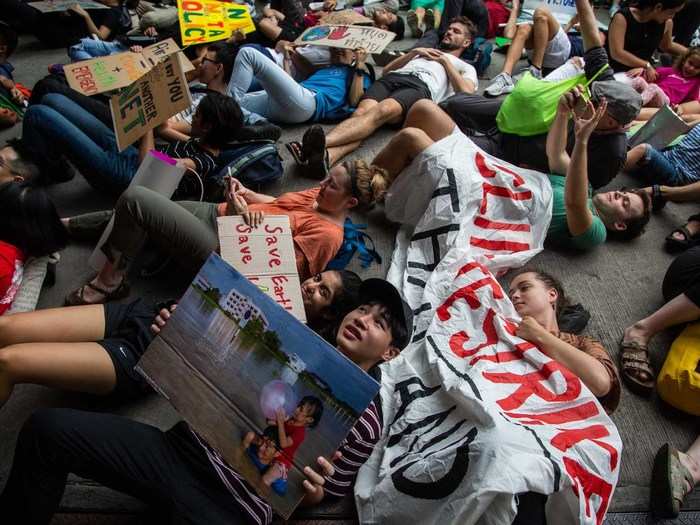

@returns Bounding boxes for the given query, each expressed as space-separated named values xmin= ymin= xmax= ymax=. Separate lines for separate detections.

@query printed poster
xmin=28 ymin=0 xmax=108 ymax=12
xmin=137 ymin=253 xmax=379 ymax=518
xmin=64 ymin=39 xmax=194 ymax=96
xmin=177 ymin=0 xmax=256 ymax=45
xmin=109 ymin=53 xmax=191 ymax=151
xmin=295 ymin=24 xmax=396 ymax=54
xmin=218 ymin=216 xmax=306 ymax=322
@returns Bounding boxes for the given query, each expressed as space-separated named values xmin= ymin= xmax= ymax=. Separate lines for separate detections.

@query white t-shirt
xmin=391 ymin=54 xmax=478 ymax=103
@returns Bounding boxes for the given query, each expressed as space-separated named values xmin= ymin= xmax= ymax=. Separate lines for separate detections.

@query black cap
xmin=359 ymin=278 xmax=413 ymax=350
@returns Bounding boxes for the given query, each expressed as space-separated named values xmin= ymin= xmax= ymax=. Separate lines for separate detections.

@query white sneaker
xmin=485 ymin=72 xmax=514 ymax=97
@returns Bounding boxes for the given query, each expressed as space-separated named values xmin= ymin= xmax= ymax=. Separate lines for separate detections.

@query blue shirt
xmin=664 ymin=124 xmax=700 ymax=184
xmin=246 ymin=446 xmax=288 ymax=496
xmin=0 ymin=63 xmax=14 ymax=81
xmin=301 ymin=65 xmax=371 ymax=122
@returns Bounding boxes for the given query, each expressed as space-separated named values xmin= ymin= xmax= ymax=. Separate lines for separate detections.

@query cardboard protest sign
xmin=629 ymin=104 xmax=691 ymax=150
xmin=137 ymin=254 xmax=379 ymax=518
xmin=64 ymin=39 xmax=193 ymax=96
xmin=355 ymin=132 xmax=620 ymax=524
xmin=320 ymin=9 xmax=372 ymax=25
xmin=296 ymin=24 xmax=396 ymax=54
xmin=109 ymin=54 xmax=191 ymax=150
xmin=177 ymin=0 xmax=256 ymax=45
xmin=28 ymin=0 xmax=107 ymax=12
xmin=218 ymin=216 xmax=305 ymax=322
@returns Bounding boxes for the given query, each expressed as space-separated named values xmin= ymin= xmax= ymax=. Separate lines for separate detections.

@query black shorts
xmin=361 ymin=72 xmax=432 ymax=116
xmin=99 ymin=298 xmax=158 ymax=402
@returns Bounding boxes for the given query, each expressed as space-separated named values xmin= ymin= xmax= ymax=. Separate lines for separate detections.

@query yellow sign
xmin=177 ymin=0 xmax=256 ymax=45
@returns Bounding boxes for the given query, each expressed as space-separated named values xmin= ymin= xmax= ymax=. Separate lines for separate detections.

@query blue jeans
xmin=68 ymin=38 xmax=128 ymax=62
xmin=228 ymin=46 xmax=316 ymax=124
xmin=22 ymin=94 xmax=139 ymax=194
xmin=636 ymin=144 xmax=684 ymax=185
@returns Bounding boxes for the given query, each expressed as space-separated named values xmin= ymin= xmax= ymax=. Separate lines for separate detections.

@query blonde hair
xmin=675 ymin=47 xmax=700 ymax=77
xmin=346 ymin=159 xmax=395 ymax=208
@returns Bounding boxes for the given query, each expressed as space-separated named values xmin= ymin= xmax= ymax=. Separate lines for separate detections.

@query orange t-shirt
xmin=218 ymin=188 xmax=343 ymax=280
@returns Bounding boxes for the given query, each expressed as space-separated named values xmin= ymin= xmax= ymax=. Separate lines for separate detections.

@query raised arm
xmin=348 ymin=48 xmax=369 ymax=106
xmin=503 ymin=0 xmax=520 ymax=39
xmin=546 ymin=90 xmax=576 ymax=174
xmin=564 ymin=99 xmax=607 ymax=236
xmin=660 ymin=19 xmax=688 ymax=56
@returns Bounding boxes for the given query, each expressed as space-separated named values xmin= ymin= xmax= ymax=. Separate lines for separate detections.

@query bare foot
xmin=671 ymin=218 xmax=700 ymax=243
xmin=622 ymin=321 xmax=653 ymax=347
xmin=678 ymin=451 xmax=700 ymax=492
xmin=78 ymin=277 xmax=122 ymax=303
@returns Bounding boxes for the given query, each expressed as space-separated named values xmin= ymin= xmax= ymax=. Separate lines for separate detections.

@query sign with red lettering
xmin=355 ymin=132 xmax=620 ymax=525
xmin=217 ymin=216 xmax=305 ymax=321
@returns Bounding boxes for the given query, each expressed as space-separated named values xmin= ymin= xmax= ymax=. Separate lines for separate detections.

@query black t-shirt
xmin=606 ymin=7 xmax=665 ymax=72
xmin=44 ymin=5 xmax=131 ymax=46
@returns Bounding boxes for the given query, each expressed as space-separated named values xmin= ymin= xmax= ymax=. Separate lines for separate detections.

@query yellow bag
xmin=657 ymin=322 xmax=700 ymax=415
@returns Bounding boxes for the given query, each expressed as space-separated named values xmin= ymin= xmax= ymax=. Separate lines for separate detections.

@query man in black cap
xmin=0 ymin=279 xmax=413 ymax=525
xmin=401 ymin=0 xmax=643 ymax=190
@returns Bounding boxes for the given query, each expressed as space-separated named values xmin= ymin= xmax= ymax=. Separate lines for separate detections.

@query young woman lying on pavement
xmin=0 ymin=279 xmax=412 ymax=525
xmin=63 ymin=161 xmax=389 ymax=305
xmin=0 ymin=269 xmax=361 ymax=408
xmin=508 ymin=269 xmax=620 ymax=412
xmin=619 ymin=246 xmax=700 ymax=395
xmin=9 ymin=93 xmax=243 ymax=195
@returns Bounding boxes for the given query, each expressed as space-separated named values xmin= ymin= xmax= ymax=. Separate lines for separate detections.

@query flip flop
xmin=651 ymin=443 xmax=696 ymax=518
xmin=285 ymin=141 xmax=305 ymax=166
xmin=619 ymin=339 xmax=655 ymax=396
xmin=65 ymin=279 xmax=130 ymax=306
xmin=665 ymin=213 xmax=700 ymax=253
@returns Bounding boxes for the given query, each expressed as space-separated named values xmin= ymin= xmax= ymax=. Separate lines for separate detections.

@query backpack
xmin=326 ymin=218 xmax=382 ymax=270
xmin=461 ymin=37 xmax=493 ymax=77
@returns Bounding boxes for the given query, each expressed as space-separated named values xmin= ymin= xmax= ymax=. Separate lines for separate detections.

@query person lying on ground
xmin=257 ymin=0 xmax=307 ymax=45
xmin=62 ymin=161 xmax=380 ymax=305
xmin=637 ymin=180 xmax=700 ymax=251
xmin=0 ymin=0 xmax=132 ymax=48
xmin=650 ymin=436 xmax=700 ymax=519
xmin=508 ymin=268 xmax=620 ymax=412
xmin=0 ymin=278 xmax=413 ymax=525
xmin=427 ymin=0 xmax=642 ymax=189
xmin=624 ymin=46 xmax=700 ymax=107
xmin=227 ymin=45 xmax=372 ymax=126
xmin=625 ymin=120 xmax=700 ymax=189
xmin=607 ymin=0 xmax=687 ymax=77
xmin=9 ymin=92 xmax=244 ymax=194
xmin=294 ymin=17 xmax=477 ymax=176
xmin=620 ymin=246 xmax=700 ymax=395
xmin=0 ymin=269 xmax=361 ymax=408
xmin=485 ymin=0 xmax=572 ymax=97
xmin=0 ymin=183 xmax=67 ymax=317
xmin=348 ymin=98 xmax=650 ymax=248
xmin=406 ymin=1 xmax=442 ymax=39
xmin=0 ymin=22 xmax=22 ymax=129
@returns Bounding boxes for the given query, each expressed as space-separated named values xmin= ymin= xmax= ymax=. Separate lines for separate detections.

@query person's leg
xmin=68 ymin=39 xmax=127 ymax=62
xmin=0 ymin=305 xmax=106 ymax=347
xmin=325 ymin=98 xmax=404 ymax=149
xmin=30 ymin=75 xmax=111 ymax=126
xmin=439 ymin=92 xmax=503 ymax=133
xmin=680 ymin=434 xmax=700 ymax=487
xmin=503 ymin=23 xmax=532 ymax=75
xmin=528 ymin=7 xmax=560 ymax=71
xmin=404 ymin=99 xmax=457 ymax=141
xmin=372 ymin=127 xmax=435 ymax=177
xmin=0 ymin=342 xmax=116 ymax=406
xmin=576 ymin=0 xmax=603 ymax=51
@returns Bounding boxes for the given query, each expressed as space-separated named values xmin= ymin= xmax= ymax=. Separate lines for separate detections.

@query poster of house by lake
xmin=136 ymin=253 xmax=380 ymax=518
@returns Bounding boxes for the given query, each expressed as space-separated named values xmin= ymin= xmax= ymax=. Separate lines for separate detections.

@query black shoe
xmin=237 ymin=123 xmax=282 ymax=142
xmin=65 ymin=210 xmax=113 ymax=242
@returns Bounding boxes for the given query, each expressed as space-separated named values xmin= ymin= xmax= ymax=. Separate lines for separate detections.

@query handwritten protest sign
xmin=28 ymin=0 xmax=107 ymax=12
xmin=177 ymin=0 xmax=256 ymax=45
xmin=296 ymin=24 xmax=395 ymax=54
xmin=109 ymin=53 xmax=191 ymax=150
xmin=65 ymin=39 xmax=193 ymax=96
xmin=218 ymin=216 xmax=306 ymax=322
xmin=320 ymin=9 xmax=372 ymax=25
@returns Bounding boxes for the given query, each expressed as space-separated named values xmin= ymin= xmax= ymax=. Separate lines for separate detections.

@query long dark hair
xmin=628 ymin=0 xmax=685 ymax=10
xmin=196 ymin=93 xmax=244 ymax=148
xmin=0 ymin=182 xmax=67 ymax=257
xmin=312 ymin=270 xmax=362 ymax=343
xmin=510 ymin=267 xmax=569 ymax=318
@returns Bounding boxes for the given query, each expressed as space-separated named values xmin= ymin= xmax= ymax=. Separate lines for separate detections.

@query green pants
xmin=73 ymin=186 xmax=220 ymax=276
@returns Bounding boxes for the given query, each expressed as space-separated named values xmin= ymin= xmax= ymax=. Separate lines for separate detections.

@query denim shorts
xmin=636 ymin=145 xmax=683 ymax=185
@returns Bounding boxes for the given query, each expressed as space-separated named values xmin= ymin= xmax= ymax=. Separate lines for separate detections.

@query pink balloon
xmin=260 ymin=380 xmax=296 ymax=420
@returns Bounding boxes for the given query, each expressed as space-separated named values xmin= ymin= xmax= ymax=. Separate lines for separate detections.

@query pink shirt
xmin=656 ymin=67 xmax=700 ymax=105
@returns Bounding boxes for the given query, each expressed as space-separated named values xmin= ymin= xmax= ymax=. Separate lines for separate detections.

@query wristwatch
xmin=644 ymin=61 xmax=652 ymax=70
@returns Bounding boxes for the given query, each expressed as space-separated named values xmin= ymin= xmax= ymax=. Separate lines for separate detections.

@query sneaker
xmin=528 ymin=65 xmax=542 ymax=79
xmin=47 ymin=63 xmax=64 ymax=76
xmin=484 ymin=72 xmax=514 ymax=97
xmin=237 ymin=123 xmax=282 ymax=142
xmin=424 ymin=8 xmax=435 ymax=30
xmin=407 ymin=10 xmax=422 ymax=38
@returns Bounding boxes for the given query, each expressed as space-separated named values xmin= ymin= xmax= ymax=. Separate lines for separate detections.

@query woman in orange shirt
xmin=64 ymin=160 xmax=391 ymax=305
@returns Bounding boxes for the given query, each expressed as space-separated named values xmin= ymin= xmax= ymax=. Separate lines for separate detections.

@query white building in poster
xmin=281 ymin=353 xmax=307 ymax=384
xmin=220 ymin=289 xmax=269 ymax=332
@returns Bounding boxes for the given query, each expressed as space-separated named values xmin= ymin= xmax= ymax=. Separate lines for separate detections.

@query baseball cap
xmin=590 ymin=80 xmax=642 ymax=126
xmin=359 ymin=279 xmax=413 ymax=350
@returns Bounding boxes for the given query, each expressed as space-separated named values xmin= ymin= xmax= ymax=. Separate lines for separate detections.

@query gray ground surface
xmin=1 ymin=17 xmax=699 ymax=523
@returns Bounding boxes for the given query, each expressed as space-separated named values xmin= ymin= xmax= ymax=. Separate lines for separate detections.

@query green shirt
xmin=546 ymin=174 xmax=607 ymax=251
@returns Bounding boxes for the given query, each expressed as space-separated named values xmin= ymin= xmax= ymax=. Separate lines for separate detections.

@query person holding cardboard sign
xmin=0 ymin=278 xmax=412 ymax=525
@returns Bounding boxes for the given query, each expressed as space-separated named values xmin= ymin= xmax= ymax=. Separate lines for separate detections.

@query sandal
xmin=650 ymin=184 xmax=666 ymax=213
xmin=407 ymin=10 xmax=422 ymax=38
xmin=65 ymin=279 xmax=130 ymax=306
xmin=665 ymin=213 xmax=700 ymax=253
xmin=301 ymin=125 xmax=329 ymax=179
xmin=285 ymin=140 xmax=305 ymax=166
xmin=651 ymin=443 xmax=696 ymax=518
xmin=619 ymin=340 xmax=655 ymax=396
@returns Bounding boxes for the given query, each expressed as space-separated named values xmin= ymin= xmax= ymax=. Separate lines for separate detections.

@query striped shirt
xmin=157 ymin=140 xmax=218 ymax=179
xmin=664 ymin=124 xmax=700 ymax=184
xmin=193 ymin=399 xmax=382 ymax=524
